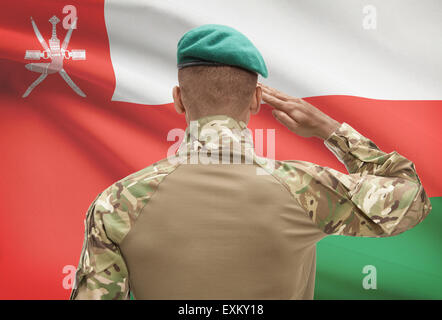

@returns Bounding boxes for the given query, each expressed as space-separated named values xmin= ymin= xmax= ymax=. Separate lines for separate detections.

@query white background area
xmin=105 ymin=0 xmax=442 ymax=104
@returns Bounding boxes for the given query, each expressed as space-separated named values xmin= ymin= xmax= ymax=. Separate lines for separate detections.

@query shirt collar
xmin=176 ymin=114 xmax=255 ymax=156
xmin=172 ymin=114 xmax=276 ymax=172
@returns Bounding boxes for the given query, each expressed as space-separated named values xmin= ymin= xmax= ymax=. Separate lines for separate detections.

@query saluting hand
xmin=258 ymin=82 xmax=341 ymax=140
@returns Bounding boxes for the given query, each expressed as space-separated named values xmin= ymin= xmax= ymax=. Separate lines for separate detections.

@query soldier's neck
xmin=186 ymin=111 xmax=250 ymax=126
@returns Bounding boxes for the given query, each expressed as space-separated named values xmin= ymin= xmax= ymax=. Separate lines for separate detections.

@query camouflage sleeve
xmin=69 ymin=158 xmax=180 ymax=300
xmin=70 ymin=190 xmax=130 ymax=300
xmin=276 ymin=122 xmax=432 ymax=237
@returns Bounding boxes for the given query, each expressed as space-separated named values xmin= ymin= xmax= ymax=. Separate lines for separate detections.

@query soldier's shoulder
xmin=118 ymin=157 xmax=178 ymax=188
xmin=91 ymin=157 xmax=180 ymax=243
xmin=102 ymin=157 xmax=178 ymax=195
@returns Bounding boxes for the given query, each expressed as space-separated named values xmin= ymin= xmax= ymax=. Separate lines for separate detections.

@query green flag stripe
xmin=315 ymin=196 xmax=442 ymax=299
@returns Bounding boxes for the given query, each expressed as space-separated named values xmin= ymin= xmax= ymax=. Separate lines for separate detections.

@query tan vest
xmin=120 ymin=162 xmax=326 ymax=299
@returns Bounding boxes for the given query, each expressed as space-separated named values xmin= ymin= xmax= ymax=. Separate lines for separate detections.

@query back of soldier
xmin=120 ymin=158 xmax=325 ymax=299
xmin=70 ymin=24 xmax=431 ymax=301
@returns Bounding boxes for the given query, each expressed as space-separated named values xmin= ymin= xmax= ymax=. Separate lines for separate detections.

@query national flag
xmin=0 ymin=0 xmax=441 ymax=299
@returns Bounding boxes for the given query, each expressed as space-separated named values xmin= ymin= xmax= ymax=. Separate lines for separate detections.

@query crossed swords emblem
xmin=23 ymin=15 xmax=86 ymax=98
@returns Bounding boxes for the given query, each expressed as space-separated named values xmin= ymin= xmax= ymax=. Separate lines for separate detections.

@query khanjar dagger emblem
xmin=23 ymin=15 xmax=86 ymax=98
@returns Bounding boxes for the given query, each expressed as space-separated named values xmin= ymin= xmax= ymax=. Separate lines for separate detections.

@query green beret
xmin=177 ymin=24 xmax=268 ymax=78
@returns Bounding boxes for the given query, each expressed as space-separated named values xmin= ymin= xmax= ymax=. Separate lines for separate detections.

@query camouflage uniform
xmin=70 ymin=115 xmax=431 ymax=300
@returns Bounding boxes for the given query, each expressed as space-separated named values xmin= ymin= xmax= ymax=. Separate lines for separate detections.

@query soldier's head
xmin=172 ymin=65 xmax=262 ymax=124
xmin=174 ymin=24 xmax=267 ymax=124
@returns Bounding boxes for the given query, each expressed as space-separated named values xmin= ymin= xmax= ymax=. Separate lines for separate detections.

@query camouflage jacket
xmin=70 ymin=115 xmax=431 ymax=300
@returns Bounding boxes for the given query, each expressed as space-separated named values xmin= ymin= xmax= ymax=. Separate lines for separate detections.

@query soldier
xmin=70 ymin=24 xmax=432 ymax=300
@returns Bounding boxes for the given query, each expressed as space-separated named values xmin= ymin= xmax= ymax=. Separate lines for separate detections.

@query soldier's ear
xmin=173 ymin=86 xmax=186 ymax=114
xmin=250 ymin=85 xmax=262 ymax=115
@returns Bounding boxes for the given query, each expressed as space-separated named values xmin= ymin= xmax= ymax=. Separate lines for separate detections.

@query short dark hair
xmin=178 ymin=65 xmax=258 ymax=118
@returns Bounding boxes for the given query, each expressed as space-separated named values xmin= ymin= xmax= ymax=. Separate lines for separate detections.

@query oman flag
xmin=0 ymin=0 xmax=441 ymax=299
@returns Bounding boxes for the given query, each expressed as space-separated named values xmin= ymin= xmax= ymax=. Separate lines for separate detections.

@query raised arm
xmin=260 ymin=83 xmax=432 ymax=237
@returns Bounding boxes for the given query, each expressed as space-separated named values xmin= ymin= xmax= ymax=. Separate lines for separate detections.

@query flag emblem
xmin=23 ymin=15 xmax=86 ymax=98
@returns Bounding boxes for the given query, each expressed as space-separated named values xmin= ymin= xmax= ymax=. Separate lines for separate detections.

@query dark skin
xmin=258 ymin=82 xmax=341 ymax=140
xmin=172 ymin=82 xmax=341 ymax=141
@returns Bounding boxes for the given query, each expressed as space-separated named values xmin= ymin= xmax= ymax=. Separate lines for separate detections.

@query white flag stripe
xmin=105 ymin=0 xmax=442 ymax=104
